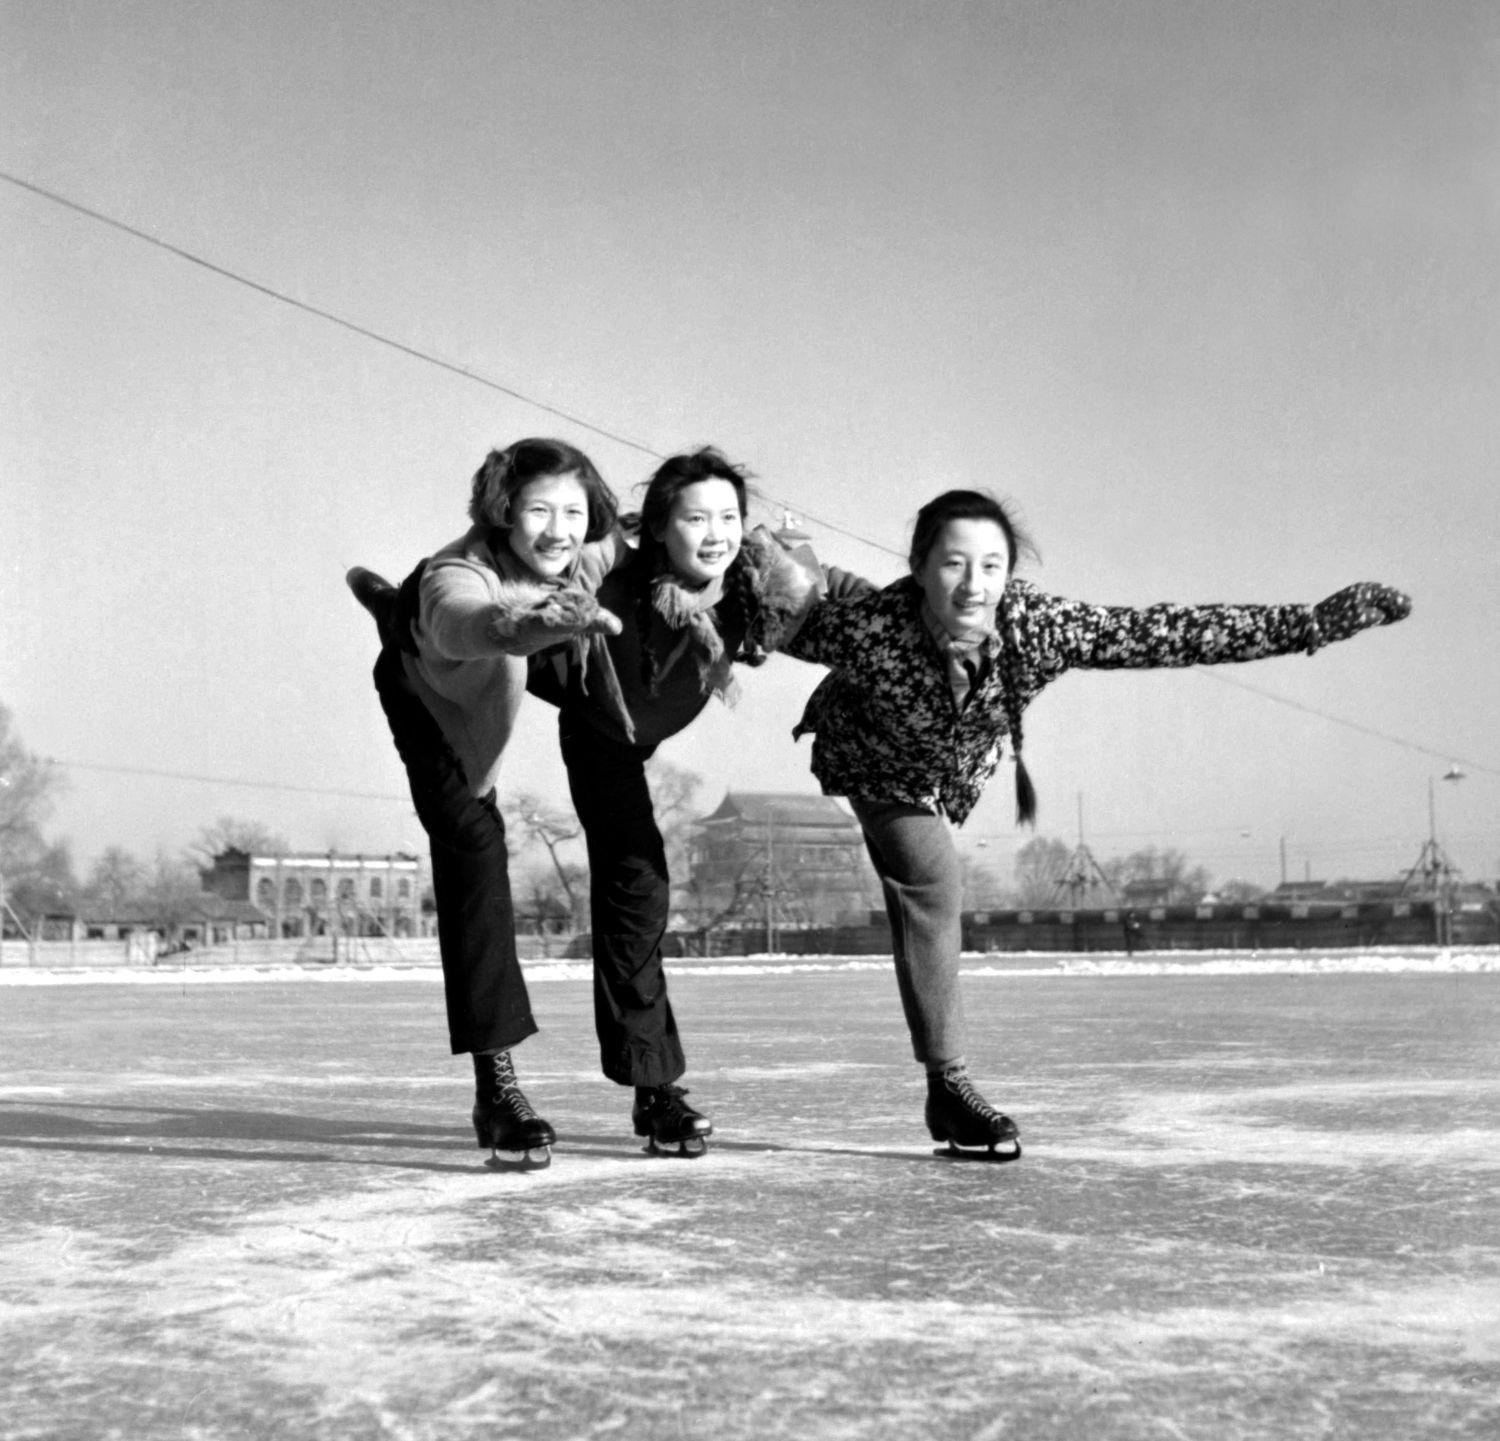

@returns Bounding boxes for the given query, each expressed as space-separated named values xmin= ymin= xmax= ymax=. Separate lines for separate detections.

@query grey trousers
xmin=849 ymin=796 xmax=967 ymax=1067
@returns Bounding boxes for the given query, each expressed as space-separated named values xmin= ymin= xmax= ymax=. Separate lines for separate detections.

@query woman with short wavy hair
xmin=348 ymin=437 xmax=621 ymax=1171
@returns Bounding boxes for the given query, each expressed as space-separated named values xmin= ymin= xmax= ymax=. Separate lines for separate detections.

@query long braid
xmin=998 ymin=599 xmax=1037 ymax=827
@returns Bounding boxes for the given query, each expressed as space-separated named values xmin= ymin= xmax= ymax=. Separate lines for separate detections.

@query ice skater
xmin=347 ymin=438 xmax=622 ymax=1170
xmin=527 ymin=446 xmax=858 ymax=1156
xmin=783 ymin=488 xmax=1411 ymax=1161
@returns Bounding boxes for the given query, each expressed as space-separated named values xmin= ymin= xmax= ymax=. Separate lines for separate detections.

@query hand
xmin=581 ymin=605 xmax=623 ymax=637
xmin=490 ymin=592 xmax=622 ymax=653
xmin=1312 ymin=583 xmax=1412 ymax=644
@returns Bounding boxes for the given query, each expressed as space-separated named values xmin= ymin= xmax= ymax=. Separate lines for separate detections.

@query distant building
xmin=687 ymin=792 xmax=876 ymax=929
xmin=199 ymin=848 xmax=432 ymax=939
xmin=37 ymin=895 xmax=273 ymax=952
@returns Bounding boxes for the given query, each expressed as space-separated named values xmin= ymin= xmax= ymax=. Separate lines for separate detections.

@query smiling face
xmin=654 ymin=478 xmax=745 ymax=586
xmin=505 ymin=471 xmax=590 ymax=579
xmin=913 ymin=516 xmax=1013 ymax=637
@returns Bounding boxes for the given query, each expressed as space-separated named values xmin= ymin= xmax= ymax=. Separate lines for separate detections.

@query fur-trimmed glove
xmin=487 ymin=589 xmax=622 ymax=654
xmin=1310 ymin=583 xmax=1412 ymax=649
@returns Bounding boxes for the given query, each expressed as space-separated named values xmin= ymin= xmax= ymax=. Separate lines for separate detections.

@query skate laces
xmin=942 ymin=1067 xmax=998 ymax=1119
xmin=490 ymin=1054 xmax=540 ymax=1120
xmin=650 ymin=1083 xmax=693 ymax=1119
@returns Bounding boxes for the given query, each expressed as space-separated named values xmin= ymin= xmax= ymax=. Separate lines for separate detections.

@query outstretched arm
xmin=423 ymin=560 xmax=622 ymax=658
xmin=485 ymin=586 xmax=623 ymax=656
xmin=346 ymin=560 xmax=621 ymax=659
xmin=1011 ymin=578 xmax=1411 ymax=676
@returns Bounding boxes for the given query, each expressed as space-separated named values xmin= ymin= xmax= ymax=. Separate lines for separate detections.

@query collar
xmin=919 ymin=598 xmax=1001 ymax=659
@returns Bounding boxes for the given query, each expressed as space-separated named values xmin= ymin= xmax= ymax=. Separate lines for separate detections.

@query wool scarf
xmin=649 ymin=569 xmax=740 ymax=706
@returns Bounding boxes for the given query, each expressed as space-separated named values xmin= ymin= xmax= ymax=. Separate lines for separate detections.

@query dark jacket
xmin=786 ymin=576 xmax=1322 ymax=824
xmin=529 ymin=527 xmax=829 ymax=750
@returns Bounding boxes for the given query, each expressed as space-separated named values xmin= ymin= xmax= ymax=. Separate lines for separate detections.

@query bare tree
xmin=509 ymin=792 xmax=586 ymax=927
xmin=644 ymin=758 xmax=704 ymax=886
xmin=1102 ymin=846 xmax=1213 ymax=905
xmin=675 ymin=863 xmax=760 ymax=957
xmin=186 ymin=817 xmax=290 ymax=867
xmin=0 ymin=701 xmax=67 ymax=879
xmin=1013 ymin=836 xmax=1071 ymax=907
xmin=144 ymin=852 xmax=208 ymax=943
xmin=85 ymin=846 xmax=148 ymax=915
xmin=2 ymin=838 xmax=78 ymax=931
xmin=1215 ymin=878 xmax=1268 ymax=904
xmin=959 ymin=854 xmax=1010 ymax=909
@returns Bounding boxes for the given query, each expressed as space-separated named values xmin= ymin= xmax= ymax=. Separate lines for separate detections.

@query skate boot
xmin=345 ymin=566 xmax=400 ymax=650
xmin=633 ymin=1083 xmax=713 ymax=1158
xmin=472 ymin=1050 xmax=555 ymax=1171
xmin=925 ymin=1064 xmax=1021 ymax=1162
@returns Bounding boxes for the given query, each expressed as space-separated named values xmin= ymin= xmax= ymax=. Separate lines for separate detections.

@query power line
xmin=1193 ymin=668 xmax=1500 ymax=778
xmin=0 ymin=168 xmax=905 ymax=562
xmin=1 ymin=170 xmax=664 ymax=459
xmin=6 ymin=170 xmax=1488 ymax=764
xmin=50 ymin=757 xmax=409 ymax=804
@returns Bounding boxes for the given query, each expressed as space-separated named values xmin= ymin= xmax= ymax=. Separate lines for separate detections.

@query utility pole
xmin=1047 ymin=792 xmax=1116 ymax=907
xmin=763 ymin=806 xmax=778 ymax=953
xmin=1400 ymin=767 xmax=1466 ymax=944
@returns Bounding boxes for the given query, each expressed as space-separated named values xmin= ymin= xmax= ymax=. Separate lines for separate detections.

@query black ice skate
xmin=925 ymin=1066 xmax=1021 ymax=1163
xmin=633 ymin=1083 xmax=713 ymax=1158
xmin=472 ymin=1050 xmax=555 ymax=1171
xmin=345 ymin=566 xmax=400 ymax=651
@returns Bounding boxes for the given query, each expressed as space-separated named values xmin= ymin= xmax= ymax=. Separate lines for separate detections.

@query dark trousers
xmin=374 ymin=647 xmax=537 ymax=1056
xmin=559 ymin=713 xmax=686 ymax=1087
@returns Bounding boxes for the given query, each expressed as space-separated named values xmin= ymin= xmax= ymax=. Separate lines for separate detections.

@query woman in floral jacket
xmin=784 ymin=488 xmax=1411 ymax=1161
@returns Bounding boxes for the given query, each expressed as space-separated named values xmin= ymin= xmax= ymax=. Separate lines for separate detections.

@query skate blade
xmin=643 ymin=1135 xmax=710 ymax=1159
xmin=933 ymin=1139 xmax=1022 ymax=1164
xmin=486 ymin=1145 xmax=552 ymax=1172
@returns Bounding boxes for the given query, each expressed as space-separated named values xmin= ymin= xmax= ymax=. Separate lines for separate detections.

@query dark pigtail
xmin=999 ymin=631 xmax=1037 ymax=828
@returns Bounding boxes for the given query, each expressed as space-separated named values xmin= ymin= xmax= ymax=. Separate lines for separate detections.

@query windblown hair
xmin=467 ymin=438 xmax=618 ymax=540
xmin=907 ymin=489 xmax=1036 ymax=575
xmin=635 ymin=447 xmax=750 ymax=568
xmin=628 ymin=448 xmax=772 ymax=694
xmin=908 ymin=488 xmax=1041 ymax=829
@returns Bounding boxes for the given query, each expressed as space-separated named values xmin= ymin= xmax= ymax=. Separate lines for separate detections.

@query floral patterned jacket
xmin=785 ymin=575 xmax=1324 ymax=825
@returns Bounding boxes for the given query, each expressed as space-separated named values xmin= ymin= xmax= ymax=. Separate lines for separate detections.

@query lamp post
xmin=1401 ymin=766 xmax=1465 ymax=943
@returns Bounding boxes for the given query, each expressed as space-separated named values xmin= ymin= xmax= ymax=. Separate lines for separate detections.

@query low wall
xmin=963 ymin=898 xmax=1500 ymax=951
xmin=0 ymin=931 xmax=596 ymax=970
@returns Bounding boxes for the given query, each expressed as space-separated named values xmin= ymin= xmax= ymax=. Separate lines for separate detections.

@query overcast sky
xmin=3 ymin=0 xmax=1496 ymax=889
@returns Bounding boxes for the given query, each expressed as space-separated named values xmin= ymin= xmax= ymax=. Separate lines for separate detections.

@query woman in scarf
xmin=531 ymin=447 xmax=846 ymax=1156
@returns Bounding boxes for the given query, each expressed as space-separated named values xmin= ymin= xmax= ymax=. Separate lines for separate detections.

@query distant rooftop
xmin=697 ymin=792 xmax=856 ymax=827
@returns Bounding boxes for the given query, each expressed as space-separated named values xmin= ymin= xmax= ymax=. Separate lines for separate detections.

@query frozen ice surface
xmin=1 ymin=958 xmax=1496 ymax=1439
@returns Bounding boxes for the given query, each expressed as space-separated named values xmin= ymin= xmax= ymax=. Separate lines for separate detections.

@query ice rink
xmin=3 ymin=954 xmax=1497 ymax=1440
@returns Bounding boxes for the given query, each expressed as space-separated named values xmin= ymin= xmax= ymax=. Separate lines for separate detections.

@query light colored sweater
xmin=401 ymin=526 xmax=618 ymax=797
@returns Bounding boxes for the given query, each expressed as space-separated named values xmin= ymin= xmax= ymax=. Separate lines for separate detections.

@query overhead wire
xmin=3 ymin=168 xmax=1492 ymax=794
xmin=49 ymin=757 xmax=408 ymax=804
xmin=0 ymin=169 xmax=904 ymax=560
